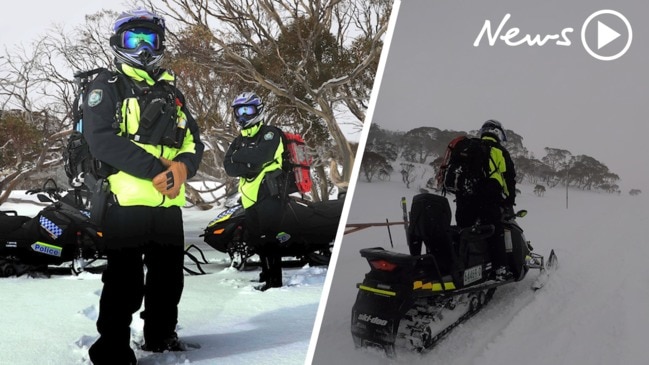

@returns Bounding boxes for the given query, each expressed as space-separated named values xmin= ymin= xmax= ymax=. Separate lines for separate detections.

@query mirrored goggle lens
xmin=235 ymin=105 xmax=258 ymax=117
xmin=122 ymin=28 xmax=159 ymax=49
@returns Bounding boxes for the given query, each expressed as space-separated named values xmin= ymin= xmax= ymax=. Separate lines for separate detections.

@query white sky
xmin=0 ymin=0 xmax=366 ymax=141
xmin=371 ymin=0 xmax=649 ymax=191
xmin=0 ymin=1 xmax=128 ymax=51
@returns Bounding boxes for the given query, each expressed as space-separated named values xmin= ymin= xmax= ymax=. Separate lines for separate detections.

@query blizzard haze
xmin=372 ymin=0 xmax=649 ymax=191
xmin=310 ymin=169 xmax=649 ymax=365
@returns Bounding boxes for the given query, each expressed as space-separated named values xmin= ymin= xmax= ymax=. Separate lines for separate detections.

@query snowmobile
xmin=201 ymin=196 xmax=343 ymax=270
xmin=350 ymin=193 xmax=557 ymax=357
xmin=0 ymin=181 xmax=105 ymax=277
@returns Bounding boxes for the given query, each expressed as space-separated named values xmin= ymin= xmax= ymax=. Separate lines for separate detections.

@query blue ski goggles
xmin=234 ymin=105 xmax=259 ymax=117
xmin=122 ymin=28 xmax=160 ymax=50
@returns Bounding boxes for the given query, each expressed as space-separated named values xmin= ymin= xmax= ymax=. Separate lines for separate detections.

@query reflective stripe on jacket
xmin=482 ymin=136 xmax=509 ymax=197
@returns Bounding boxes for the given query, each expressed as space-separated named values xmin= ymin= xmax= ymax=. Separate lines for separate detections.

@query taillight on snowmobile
xmin=369 ymin=259 xmax=397 ymax=272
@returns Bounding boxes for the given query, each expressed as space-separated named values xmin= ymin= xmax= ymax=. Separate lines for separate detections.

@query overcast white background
xmin=371 ymin=0 xmax=649 ymax=192
xmin=0 ymin=1 xmax=127 ymax=51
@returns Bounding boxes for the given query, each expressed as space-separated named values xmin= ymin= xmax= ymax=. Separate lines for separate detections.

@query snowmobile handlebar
xmin=503 ymin=209 xmax=527 ymax=221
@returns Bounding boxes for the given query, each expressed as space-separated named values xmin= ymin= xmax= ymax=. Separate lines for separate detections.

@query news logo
xmin=473 ymin=9 xmax=632 ymax=61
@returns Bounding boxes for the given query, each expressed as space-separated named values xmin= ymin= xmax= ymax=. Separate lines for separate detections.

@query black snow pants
xmin=89 ymin=205 xmax=184 ymax=364
xmin=245 ymin=196 xmax=343 ymax=288
xmin=455 ymin=194 xmax=507 ymax=269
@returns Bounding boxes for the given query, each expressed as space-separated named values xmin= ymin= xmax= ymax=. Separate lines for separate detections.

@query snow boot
xmin=141 ymin=333 xmax=188 ymax=353
xmin=494 ymin=265 xmax=513 ymax=281
xmin=88 ymin=338 xmax=137 ymax=365
xmin=255 ymin=277 xmax=283 ymax=291
xmin=255 ymin=255 xmax=282 ymax=291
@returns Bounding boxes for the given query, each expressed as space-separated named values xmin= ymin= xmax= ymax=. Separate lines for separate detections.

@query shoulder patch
xmin=264 ymin=131 xmax=274 ymax=140
xmin=87 ymin=89 xmax=103 ymax=107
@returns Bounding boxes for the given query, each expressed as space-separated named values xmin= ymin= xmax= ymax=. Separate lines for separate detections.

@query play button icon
xmin=597 ymin=21 xmax=620 ymax=49
xmin=581 ymin=10 xmax=632 ymax=61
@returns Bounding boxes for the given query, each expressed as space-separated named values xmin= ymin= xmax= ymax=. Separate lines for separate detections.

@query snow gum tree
xmin=147 ymin=0 xmax=393 ymax=200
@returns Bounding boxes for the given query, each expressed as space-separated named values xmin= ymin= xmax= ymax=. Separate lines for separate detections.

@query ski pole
xmin=401 ymin=197 xmax=410 ymax=247
xmin=386 ymin=219 xmax=394 ymax=248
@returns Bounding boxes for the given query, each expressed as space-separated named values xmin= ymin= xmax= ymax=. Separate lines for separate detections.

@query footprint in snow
xmin=79 ymin=305 xmax=99 ymax=321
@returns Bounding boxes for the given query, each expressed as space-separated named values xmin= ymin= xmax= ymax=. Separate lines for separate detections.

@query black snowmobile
xmin=201 ymin=196 xmax=343 ymax=270
xmin=0 ymin=181 xmax=105 ymax=277
xmin=350 ymin=193 xmax=557 ymax=356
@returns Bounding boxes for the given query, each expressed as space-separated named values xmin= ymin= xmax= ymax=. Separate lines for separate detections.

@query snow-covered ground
xmin=0 ymin=192 xmax=328 ymax=365
xmin=309 ymin=172 xmax=649 ymax=365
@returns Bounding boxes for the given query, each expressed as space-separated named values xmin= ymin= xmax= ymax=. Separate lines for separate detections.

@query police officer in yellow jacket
xmin=224 ymin=92 xmax=311 ymax=291
xmin=455 ymin=120 xmax=516 ymax=276
xmin=84 ymin=9 xmax=204 ymax=365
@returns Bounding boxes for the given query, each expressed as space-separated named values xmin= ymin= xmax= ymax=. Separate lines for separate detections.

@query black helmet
xmin=480 ymin=119 xmax=507 ymax=142
xmin=109 ymin=9 xmax=166 ymax=71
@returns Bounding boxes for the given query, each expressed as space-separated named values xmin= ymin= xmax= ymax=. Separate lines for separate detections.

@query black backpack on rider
xmin=442 ymin=137 xmax=495 ymax=197
xmin=63 ymin=68 xmax=122 ymax=190
xmin=62 ymin=68 xmax=127 ymax=225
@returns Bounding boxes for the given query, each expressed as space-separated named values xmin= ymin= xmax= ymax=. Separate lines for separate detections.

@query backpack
xmin=63 ymin=68 xmax=121 ymax=191
xmin=281 ymin=132 xmax=313 ymax=195
xmin=436 ymin=135 xmax=467 ymax=190
xmin=63 ymin=68 xmax=129 ymax=225
xmin=441 ymin=136 xmax=495 ymax=197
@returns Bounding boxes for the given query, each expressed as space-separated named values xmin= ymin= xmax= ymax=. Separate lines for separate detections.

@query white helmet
xmin=231 ymin=92 xmax=265 ymax=129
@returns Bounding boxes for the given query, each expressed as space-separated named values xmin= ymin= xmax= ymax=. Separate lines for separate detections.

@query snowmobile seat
xmin=293 ymin=198 xmax=344 ymax=240
xmin=0 ymin=211 xmax=31 ymax=235
xmin=360 ymin=247 xmax=427 ymax=284
xmin=359 ymin=247 xmax=459 ymax=294
xmin=360 ymin=247 xmax=417 ymax=266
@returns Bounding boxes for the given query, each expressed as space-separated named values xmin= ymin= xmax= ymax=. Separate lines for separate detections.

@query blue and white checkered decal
xmin=40 ymin=215 xmax=63 ymax=239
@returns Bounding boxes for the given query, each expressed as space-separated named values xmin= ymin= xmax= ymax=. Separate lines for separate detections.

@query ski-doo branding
xmin=357 ymin=313 xmax=389 ymax=326
xmin=31 ymin=242 xmax=62 ymax=257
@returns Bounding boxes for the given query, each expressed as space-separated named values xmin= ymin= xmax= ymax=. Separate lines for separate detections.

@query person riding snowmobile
xmin=454 ymin=119 xmax=516 ymax=277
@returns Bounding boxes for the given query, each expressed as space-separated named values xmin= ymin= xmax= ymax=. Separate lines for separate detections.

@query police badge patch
xmin=87 ymin=89 xmax=103 ymax=107
xmin=264 ymin=131 xmax=274 ymax=140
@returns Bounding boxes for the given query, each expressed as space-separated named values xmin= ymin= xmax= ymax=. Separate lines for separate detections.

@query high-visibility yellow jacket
xmin=223 ymin=123 xmax=284 ymax=209
xmin=482 ymin=135 xmax=516 ymax=203
xmin=83 ymin=63 xmax=204 ymax=207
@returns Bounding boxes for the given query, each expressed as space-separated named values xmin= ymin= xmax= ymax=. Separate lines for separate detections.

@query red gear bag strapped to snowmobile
xmin=282 ymin=132 xmax=313 ymax=194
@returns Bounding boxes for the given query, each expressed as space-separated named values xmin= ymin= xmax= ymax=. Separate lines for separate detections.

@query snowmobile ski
xmin=531 ymin=249 xmax=557 ymax=290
